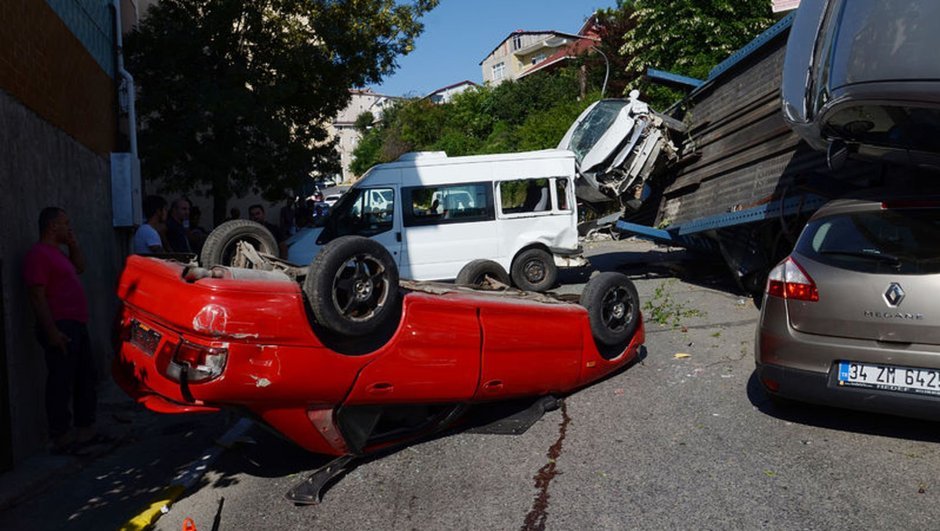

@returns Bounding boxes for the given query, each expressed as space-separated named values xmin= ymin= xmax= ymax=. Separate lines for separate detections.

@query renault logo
xmin=884 ymin=283 xmax=905 ymax=307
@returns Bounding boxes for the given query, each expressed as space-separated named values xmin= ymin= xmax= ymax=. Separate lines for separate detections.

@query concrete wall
xmin=0 ymin=0 xmax=124 ymax=464
xmin=0 ymin=88 xmax=125 ymax=463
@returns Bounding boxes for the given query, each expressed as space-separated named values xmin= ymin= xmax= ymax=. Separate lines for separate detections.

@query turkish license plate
xmin=130 ymin=320 xmax=162 ymax=356
xmin=838 ymin=361 xmax=940 ymax=396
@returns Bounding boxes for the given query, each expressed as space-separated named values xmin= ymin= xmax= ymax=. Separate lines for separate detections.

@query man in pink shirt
xmin=24 ymin=207 xmax=97 ymax=452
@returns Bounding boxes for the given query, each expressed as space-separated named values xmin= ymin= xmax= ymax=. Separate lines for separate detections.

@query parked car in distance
xmin=323 ymin=193 xmax=343 ymax=207
xmin=782 ymin=0 xmax=940 ymax=169
xmin=755 ymin=191 xmax=940 ymax=420
xmin=287 ymin=150 xmax=588 ymax=291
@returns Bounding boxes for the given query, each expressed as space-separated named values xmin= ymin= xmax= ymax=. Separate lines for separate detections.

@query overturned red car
xmin=113 ymin=230 xmax=643 ymax=499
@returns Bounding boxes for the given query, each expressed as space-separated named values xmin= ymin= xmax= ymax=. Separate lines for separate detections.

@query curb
xmin=119 ymin=417 xmax=255 ymax=531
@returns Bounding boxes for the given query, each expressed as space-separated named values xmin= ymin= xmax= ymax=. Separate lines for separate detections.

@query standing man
xmin=165 ymin=197 xmax=191 ymax=253
xmin=133 ymin=195 xmax=167 ymax=255
xmin=249 ymin=204 xmax=288 ymax=257
xmin=24 ymin=207 xmax=98 ymax=452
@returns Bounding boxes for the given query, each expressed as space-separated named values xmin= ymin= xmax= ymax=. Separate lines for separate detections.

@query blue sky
xmin=370 ymin=0 xmax=618 ymax=97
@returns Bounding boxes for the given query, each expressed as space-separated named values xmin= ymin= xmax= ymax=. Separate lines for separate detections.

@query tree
xmin=586 ymin=0 xmax=638 ymax=98
xmin=349 ymin=67 xmax=597 ymax=174
xmin=621 ymin=0 xmax=773 ymax=108
xmin=128 ymin=0 xmax=438 ymax=223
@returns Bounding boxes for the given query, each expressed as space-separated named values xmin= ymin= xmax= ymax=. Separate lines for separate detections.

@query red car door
xmin=474 ymin=299 xmax=583 ymax=400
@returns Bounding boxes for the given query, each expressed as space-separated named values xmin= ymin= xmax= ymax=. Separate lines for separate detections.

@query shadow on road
xmin=746 ymin=371 xmax=940 ymax=443
xmin=559 ymin=245 xmax=744 ymax=298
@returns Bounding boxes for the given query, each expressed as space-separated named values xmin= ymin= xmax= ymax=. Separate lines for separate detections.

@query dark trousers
xmin=37 ymin=320 xmax=97 ymax=438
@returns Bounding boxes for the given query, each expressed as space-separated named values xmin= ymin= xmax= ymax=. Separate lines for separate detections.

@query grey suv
xmin=755 ymin=193 xmax=940 ymax=419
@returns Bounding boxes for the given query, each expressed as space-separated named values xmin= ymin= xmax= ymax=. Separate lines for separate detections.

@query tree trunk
xmin=212 ymin=181 xmax=228 ymax=227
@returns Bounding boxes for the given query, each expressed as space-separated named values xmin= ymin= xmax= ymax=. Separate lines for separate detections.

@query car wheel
xmin=304 ymin=236 xmax=400 ymax=337
xmin=200 ymin=220 xmax=279 ymax=268
xmin=455 ymin=259 xmax=511 ymax=289
xmin=510 ymin=248 xmax=557 ymax=291
xmin=580 ymin=272 xmax=640 ymax=347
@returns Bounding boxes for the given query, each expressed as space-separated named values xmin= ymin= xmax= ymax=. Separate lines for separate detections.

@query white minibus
xmin=287 ymin=150 xmax=586 ymax=290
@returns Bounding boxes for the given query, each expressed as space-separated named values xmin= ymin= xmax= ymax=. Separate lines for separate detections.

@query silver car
xmin=755 ymin=192 xmax=940 ymax=419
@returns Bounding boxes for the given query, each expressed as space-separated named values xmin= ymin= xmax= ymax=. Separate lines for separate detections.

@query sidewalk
xmin=0 ymin=380 xmax=230 ymax=528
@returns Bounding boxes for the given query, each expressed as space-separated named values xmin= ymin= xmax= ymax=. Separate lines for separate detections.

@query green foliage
xmin=621 ymin=0 xmax=773 ymax=108
xmin=642 ymin=279 xmax=705 ymax=328
xmin=354 ymin=111 xmax=376 ymax=133
xmin=128 ymin=0 xmax=438 ymax=223
xmin=350 ymin=70 xmax=597 ymax=174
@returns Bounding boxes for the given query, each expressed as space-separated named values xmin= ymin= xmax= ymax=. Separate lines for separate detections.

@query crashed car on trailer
xmin=557 ymin=89 xmax=682 ymax=211
xmin=113 ymin=228 xmax=644 ymax=503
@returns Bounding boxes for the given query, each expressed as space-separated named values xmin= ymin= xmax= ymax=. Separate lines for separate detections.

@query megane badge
xmin=884 ymin=283 xmax=905 ymax=308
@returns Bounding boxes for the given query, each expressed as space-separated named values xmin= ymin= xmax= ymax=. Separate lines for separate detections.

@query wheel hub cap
xmin=354 ymin=279 xmax=373 ymax=301
xmin=611 ymin=302 xmax=626 ymax=319
xmin=526 ymin=261 xmax=545 ymax=282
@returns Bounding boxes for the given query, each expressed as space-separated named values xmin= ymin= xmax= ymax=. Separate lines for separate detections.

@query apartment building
xmin=480 ymin=17 xmax=601 ymax=85
xmin=328 ymin=89 xmax=399 ymax=183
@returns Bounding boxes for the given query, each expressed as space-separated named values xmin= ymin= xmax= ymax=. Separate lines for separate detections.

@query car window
xmin=321 ymin=187 xmax=394 ymax=240
xmin=403 ymin=183 xmax=492 ymax=227
xmin=499 ymin=178 xmax=551 ymax=214
xmin=555 ymin=178 xmax=570 ymax=211
xmin=796 ymin=208 xmax=940 ymax=274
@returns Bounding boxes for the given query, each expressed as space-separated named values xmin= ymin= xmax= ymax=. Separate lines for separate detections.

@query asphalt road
xmin=146 ymin=238 xmax=940 ymax=531
xmin=4 ymin=238 xmax=937 ymax=530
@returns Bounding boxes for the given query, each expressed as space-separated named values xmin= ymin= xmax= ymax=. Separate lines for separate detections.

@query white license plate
xmin=838 ymin=361 xmax=940 ymax=396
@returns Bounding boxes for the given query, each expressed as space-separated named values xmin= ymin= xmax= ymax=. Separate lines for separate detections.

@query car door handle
xmin=395 ymin=232 xmax=402 ymax=242
xmin=367 ymin=382 xmax=394 ymax=395
xmin=482 ymin=380 xmax=504 ymax=393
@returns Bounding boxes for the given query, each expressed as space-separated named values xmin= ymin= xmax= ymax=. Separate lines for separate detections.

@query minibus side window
xmin=403 ymin=183 xmax=493 ymax=227
xmin=499 ymin=178 xmax=551 ymax=214
xmin=555 ymin=178 xmax=570 ymax=210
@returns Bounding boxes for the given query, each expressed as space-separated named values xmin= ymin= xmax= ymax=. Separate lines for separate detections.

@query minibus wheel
xmin=304 ymin=236 xmax=400 ymax=336
xmin=511 ymin=248 xmax=557 ymax=291
xmin=455 ymin=259 xmax=511 ymax=289
xmin=580 ymin=272 xmax=639 ymax=347
xmin=200 ymin=220 xmax=279 ymax=268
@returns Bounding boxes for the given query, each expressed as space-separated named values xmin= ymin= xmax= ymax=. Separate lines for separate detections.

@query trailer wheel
xmin=200 ymin=220 xmax=279 ymax=268
xmin=511 ymin=248 xmax=557 ymax=291
xmin=581 ymin=272 xmax=639 ymax=347
xmin=304 ymin=236 xmax=400 ymax=337
xmin=455 ymin=259 xmax=511 ymax=289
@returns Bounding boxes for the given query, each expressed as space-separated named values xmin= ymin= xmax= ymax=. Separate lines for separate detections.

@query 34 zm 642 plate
xmin=838 ymin=361 xmax=940 ymax=396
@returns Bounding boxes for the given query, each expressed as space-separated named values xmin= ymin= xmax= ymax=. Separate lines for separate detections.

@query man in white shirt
xmin=133 ymin=195 xmax=168 ymax=255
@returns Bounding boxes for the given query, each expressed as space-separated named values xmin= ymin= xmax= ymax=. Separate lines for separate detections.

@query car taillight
xmin=173 ymin=341 xmax=228 ymax=382
xmin=766 ymin=257 xmax=819 ymax=302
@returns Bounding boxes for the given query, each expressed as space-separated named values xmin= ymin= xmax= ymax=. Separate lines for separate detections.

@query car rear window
xmin=796 ymin=208 xmax=940 ymax=274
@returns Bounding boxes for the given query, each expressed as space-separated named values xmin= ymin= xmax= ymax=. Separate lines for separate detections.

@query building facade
xmin=480 ymin=19 xmax=601 ymax=85
xmin=328 ymin=89 xmax=398 ymax=183
xmin=425 ymin=80 xmax=479 ymax=104
xmin=0 ymin=0 xmax=137 ymax=469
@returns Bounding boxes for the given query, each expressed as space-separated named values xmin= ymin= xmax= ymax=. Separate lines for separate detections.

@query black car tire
xmin=200 ymin=220 xmax=279 ymax=268
xmin=455 ymin=259 xmax=511 ymax=289
xmin=580 ymin=272 xmax=640 ymax=347
xmin=510 ymin=248 xmax=557 ymax=291
xmin=304 ymin=236 xmax=400 ymax=337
